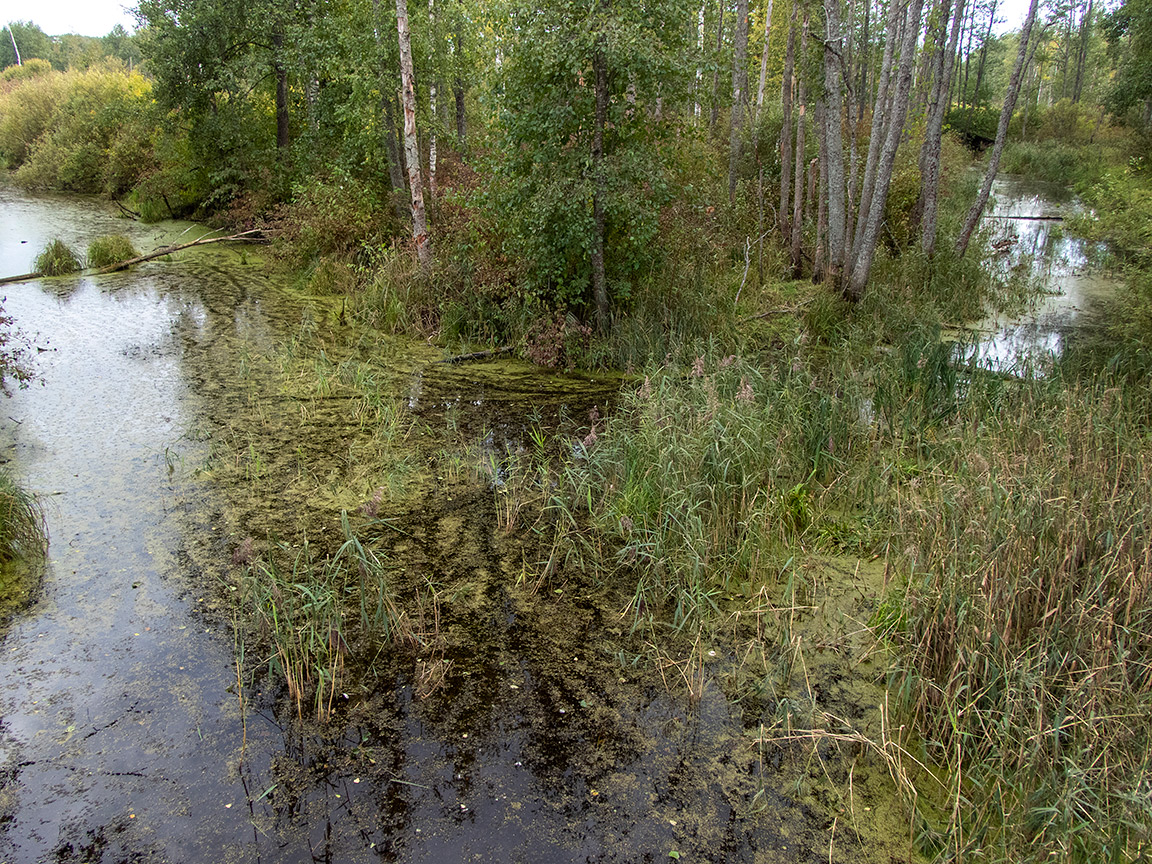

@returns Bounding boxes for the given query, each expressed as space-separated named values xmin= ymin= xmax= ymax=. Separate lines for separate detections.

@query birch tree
xmin=396 ymin=0 xmax=431 ymax=269
xmin=727 ymin=0 xmax=750 ymax=202
xmin=955 ymin=0 xmax=1040 ymax=257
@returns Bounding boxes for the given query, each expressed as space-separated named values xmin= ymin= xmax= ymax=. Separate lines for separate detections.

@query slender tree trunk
xmin=917 ymin=0 xmax=966 ymax=254
xmin=844 ymin=0 xmax=858 ymax=261
xmin=396 ymin=0 xmax=431 ymax=269
xmin=955 ymin=0 xmax=1040 ymax=257
xmin=428 ymin=0 xmax=438 ymax=202
xmin=850 ymin=0 xmax=904 ymax=268
xmin=1072 ymin=0 xmax=1093 ymax=103
xmin=272 ymin=29 xmax=290 ymax=151
xmin=791 ymin=12 xmax=809 ymax=278
xmin=696 ymin=1 xmax=706 ymax=122
xmin=968 ymin=0 xmax=997 ymax=120
xmin=847 ymin=0 xmax=927 ymax=298
xmin=591 ymin=0 xmax=611 ymax=331
xmin=710 ymin=0 xmax=725 ymax=132
xmin=815 ymin=103 xmax=828 ymax=281
xmin=728 ymin=0 xmax=750 ymax=203
xmin=754 ymin=0 xmax=774 ymax=122
xmin=823 ymin=0 xmax=846 ymax=282
xmin=779 ymin=4 xmax=797 ymax=239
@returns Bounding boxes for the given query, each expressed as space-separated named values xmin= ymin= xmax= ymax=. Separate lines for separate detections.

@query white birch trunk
xmin=397 ymin=0 xmax=431 ymax=269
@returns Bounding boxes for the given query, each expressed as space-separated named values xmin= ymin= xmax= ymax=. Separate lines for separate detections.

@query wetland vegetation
xmin=3 ymin=0 xmax=1152 ymax=861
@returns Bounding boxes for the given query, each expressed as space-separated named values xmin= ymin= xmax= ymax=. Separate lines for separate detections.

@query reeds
xmin=244 ymin=512 xmax=397 ymax=723
xmin=548 ymin=338 xmax=1152 ymax=860
xmin=0 ymin=470 xmax=47 ymax=566
xmin=86 ymin=234 xmax=139 ymax=268
xmin=33 ymin=238 xmax=81 ymax=275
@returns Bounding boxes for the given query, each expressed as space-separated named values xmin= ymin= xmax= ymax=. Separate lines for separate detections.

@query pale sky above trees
xmin=4 ymin=0 xmax=1037 ymax=40
xmin=3 ymin=0 xmax=135 ymax=38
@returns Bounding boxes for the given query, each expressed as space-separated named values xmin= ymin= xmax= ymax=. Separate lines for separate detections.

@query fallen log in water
xmin=0 ymin=230 xmax=266 ymax=285
xmin=96 ymin=229 xmax=265 ymax=273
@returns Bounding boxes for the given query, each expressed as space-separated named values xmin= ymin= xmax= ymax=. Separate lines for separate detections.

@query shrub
xmin=34 ymin=239 xmax=82 ymax=275
xmin=86 ymin=234 xmax=139 ymax=268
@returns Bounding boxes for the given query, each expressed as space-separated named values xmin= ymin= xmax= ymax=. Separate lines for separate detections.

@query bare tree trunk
xmin=396 ymin=0 xmax=431 ymax=270
xmin=849 ymin=0 xmax=904 ymax=269
xmin=791 ymin=12 xmax=809 ymax=278
xmin=428 ymin=0 xmax=438 ymax=202
xmin=823 ymin=0 xmax=846 ymax=283
xmin=779 ymin=4 xmax=797 ymax=239
xmin=917 ymin=0 xmax=966 ymax=255
xmin=955 ymin=0 xmax=1040 ymax=257
xmin=967 ymin=0 xmax=997 ymax=122
xmin=710 ymin=0 xmax=725 ymax=133
xmin=728 ymin=0 xmax=750 ymax=203
xmin=272 ymin=29 xmax=290 ymax=151
xmin=754 ymin=0 xmax=775 ymax=122
xmin=696 ymin=2 xmax=706 ymax=123
xmin=591 ymin=0 xmax=611 ymax=331
xmin=1072 ymin=0 xmax=1093 ymax=103
xmin=847 ymin=0 xmax=927 ymax=299
xmin=815 ymin=99 xmax=828 ymax=281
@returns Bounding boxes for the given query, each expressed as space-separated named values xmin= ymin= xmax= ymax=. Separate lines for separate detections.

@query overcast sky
xmin=3 ymin=0 xmax=137 ymax=38
xmin=3 ymin=0 xmax=1039 ymax=40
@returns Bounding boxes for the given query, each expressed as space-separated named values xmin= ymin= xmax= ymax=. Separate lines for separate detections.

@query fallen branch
xmin=0 ymin=271 xmax=44 ymax=286
xmin=990 ymin=214 xmax=1063 ymax=221
xmin=97 ymin=229 xmax=266 ymax=273
xmin=0 ymin=230 xmax=266 ymax=285
xmin=434 ymin=345 xmax=514 ymax=364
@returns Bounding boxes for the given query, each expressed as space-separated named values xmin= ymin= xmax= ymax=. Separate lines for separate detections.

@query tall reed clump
xmin=886 ymin=371 xmax=1152 ymax=862
xmin=244 ymin=513 xmax=397 ymax=723
xmin=0 ymin=471 xmax=47 ymax=566
xmin=33 ymin=239 xmax=82 ymax=276
xmin=555 ymin=348 xmax=877 ymax=630
xmin=86 ymin=234 xmax=139 ymax=268
xmin=555 ymin=331 xmax=1152 ymax=859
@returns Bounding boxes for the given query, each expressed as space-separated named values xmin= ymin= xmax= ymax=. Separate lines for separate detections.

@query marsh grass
xmin=539 ymin=331 xmax=1152 ymax=861
xmin=244 ymin=512 xmax=397 ymax=723
xmin=0 ymin=471 xmax=47 ymax=566
xmin=33 ymin=238 xmax=82 ymax=276
xmin=86 ymin=234 xmax=139 ymax=268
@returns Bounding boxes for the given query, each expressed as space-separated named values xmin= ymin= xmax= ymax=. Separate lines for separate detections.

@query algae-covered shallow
xmin=0 ymin=187 xmax=913 ymax=863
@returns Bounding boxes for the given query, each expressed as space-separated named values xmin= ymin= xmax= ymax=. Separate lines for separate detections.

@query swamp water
xmin=0 ymin=187 xmax=913 ymax=863
xmin=965 ymin=175 xmax=1116 ymax=369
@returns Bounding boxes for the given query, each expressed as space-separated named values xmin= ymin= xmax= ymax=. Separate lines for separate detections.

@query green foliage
xmin=1001 ymin=140 xmax=1102 ymax=185
xmin=34 ymin=239 xmax=82 ymax=276
xmin=0 ymin=61 xmax=156 ymax=194
xmin=1070 ymin=166 xmax=1152 ymax=267
xmin=490 ymin=0 xmax=693 ymax=313
xmin=86 ymin=235 xmax=139 ymax=268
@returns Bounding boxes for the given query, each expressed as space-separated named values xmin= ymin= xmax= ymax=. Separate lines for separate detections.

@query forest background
xmin=4 ymin=0 xmax=1152 ymax=860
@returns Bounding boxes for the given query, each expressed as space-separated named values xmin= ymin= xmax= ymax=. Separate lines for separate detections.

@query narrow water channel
xmin=7 ymin=177 xmax=1100 ymax=862
xmin=967 ymin=175 xmax=1116 ymax=369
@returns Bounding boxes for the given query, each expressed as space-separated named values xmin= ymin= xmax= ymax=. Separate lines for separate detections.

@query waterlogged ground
xmin=964 ymin=175 xmax=1116 ymax=369
xmin=0 ymin=187 xmax=914 ymax=863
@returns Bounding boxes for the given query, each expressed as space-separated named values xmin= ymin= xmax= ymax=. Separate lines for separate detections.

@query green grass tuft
xmin=34 ymin=238 xmax=82 ymax=276
xmin=86 ymin=234 xmax=139 ymax=268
